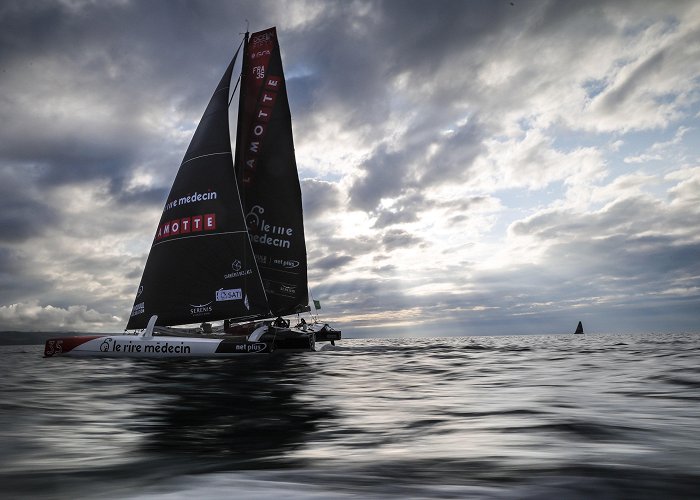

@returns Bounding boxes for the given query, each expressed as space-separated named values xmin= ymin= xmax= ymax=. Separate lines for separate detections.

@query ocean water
xmin=1 ymin=333 xmax=699 ymax=499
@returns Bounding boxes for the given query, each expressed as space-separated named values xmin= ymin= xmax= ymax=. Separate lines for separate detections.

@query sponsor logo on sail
xmin=224 ymin=260 xmax=253 ymax=279
xmin=253 ymin=65 xmax=265 ymax=79
xmin=246 ymin=205 xmax=264 ymax=230
xmin=136 ymin=285 xmax=143 ymax=298
xmin=155 ymin=213 xmax=217 ymax=243
xmin=163 ymin=191 xmax=218 ymax=212
xmin=280 ymin=284 xmax=297 ymax=296
xmin=241 ymin=63 xmax=284 ymax=187
xmin=274 ymin=259 xmax=299 ymax=269
xmin=131 ymin=302 xmax=145 ymax=317
xmin=190 ymin=301 xmax=213 ymax=316
xmin=250 ymin=30 xmax=275 ymax=49
xmin=250 ymin=49 xmax=271 ymax=60
xmin=216 ymin=288 xmax=243 ymax=302
xmin=245 ymin=205 xmax=294 ymax=249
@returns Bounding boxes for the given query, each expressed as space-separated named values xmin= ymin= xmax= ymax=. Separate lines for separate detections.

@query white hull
xmin=44 ymin=334 xmax=277 ymax=358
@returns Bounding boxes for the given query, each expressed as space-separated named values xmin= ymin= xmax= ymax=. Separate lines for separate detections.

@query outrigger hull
xmin=310 ymin=323 xmax=341 ymax=343
xmin=44 ymin=330 xmax=313 ymax=358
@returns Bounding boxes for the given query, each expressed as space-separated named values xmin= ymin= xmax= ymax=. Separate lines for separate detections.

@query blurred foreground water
xmin=1 ymin=333 xmax=699 ymax=499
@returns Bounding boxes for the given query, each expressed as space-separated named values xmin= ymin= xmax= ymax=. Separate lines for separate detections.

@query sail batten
xmin=151 ymin=230 xmax=253 ymax=247
xmin=179 ymin=151 xmax=231 ymax=167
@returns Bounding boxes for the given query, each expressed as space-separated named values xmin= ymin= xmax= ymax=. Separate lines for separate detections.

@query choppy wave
xmin=1 ymin=333 xmax=699 ymax=498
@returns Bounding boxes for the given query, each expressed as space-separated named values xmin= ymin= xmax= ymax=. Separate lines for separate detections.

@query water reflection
xmin=126 ymin=354 xmax=335 ymax=469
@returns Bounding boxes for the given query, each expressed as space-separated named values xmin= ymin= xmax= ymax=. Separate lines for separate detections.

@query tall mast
xmin=233 ymin=30 xmax=249 ymax=189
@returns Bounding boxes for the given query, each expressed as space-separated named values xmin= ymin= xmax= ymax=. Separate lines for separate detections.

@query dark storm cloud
xmin=549 ymin=233 xmax=700 ymax=291
xmin=0 ymin=0 xmax=564 ymax=221
xmin=284 ymin=0 xmax=508 ymax=212
xmin=282 ymin=2 xmax=393 ymax=129
xmin=373 ymin=208 xmax=418 ymax=228
xmin=0 ymin=166 xmax=58 ymax=241
xmin=0 ymin=244 xmax=55 ymax=308
xmin=0 ymin=1 xmax=263 ymax=100
xmin=0 ymin=1 xmax=268 ymax=194
xmin=306 ymin=234 xmax=376 ymax=282
xmin=113 ymin=186 xmax=170 ymax=208
xmin=0 ymin=247 xmax=28 ymax=295
xmin=313 ymin=276 xmax=406 ymax=314
xmin=300 ymin=178 xmax=342 ymax=219
xmin=370 ymin=0 xmax=512 ymax=82
xmin=511 ymin=196 xmax=667 ymax=240
xmin=348 ymin=122 xmax=485 ymax=213
xmin=382 ymin=228 xmax=423 ymax=251
xmin=312 ymin=254 xmax=355 ymax=272
xmin=509 ymin=193 xmax=700 ymax=306
xmin=305 ymin=213 xmax=376 ymax=281
xmin=285 ymin=1 xmax=489 ymax=215
xmin=349 ymin=145 xmax=413 ymax=211
xmin=461 ymin=250 xmax=700 ymax=335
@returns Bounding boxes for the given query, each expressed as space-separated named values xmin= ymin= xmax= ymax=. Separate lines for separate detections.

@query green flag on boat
xmin=313 ymin=300 xmax=321 ymax=310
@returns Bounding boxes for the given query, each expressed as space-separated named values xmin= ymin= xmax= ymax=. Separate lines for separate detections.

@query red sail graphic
xmin=235 ymin=27 xmax=309 ymax=317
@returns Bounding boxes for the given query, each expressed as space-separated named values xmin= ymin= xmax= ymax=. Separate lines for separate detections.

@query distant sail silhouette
xmin=574 ymin=321 xmax=584 ymax=334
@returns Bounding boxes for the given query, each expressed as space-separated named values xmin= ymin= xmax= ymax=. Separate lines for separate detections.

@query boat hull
xmin=311 ymin=324 xmax=341 ymax=342
xmin=44 ymin=333 xmax=310 ymax=358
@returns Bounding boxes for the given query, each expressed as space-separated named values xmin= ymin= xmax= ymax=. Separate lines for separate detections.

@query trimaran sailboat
xmin=44 ymin=27 xmax=340 ymax=357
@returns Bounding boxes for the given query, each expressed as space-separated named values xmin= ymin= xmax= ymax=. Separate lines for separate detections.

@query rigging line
xmin=179 ymin=151 xmax=231 ymax=168
xmin=228 ymin=75 xmax=241 ymax=107
xmin=236 ymin=30 xmax=246 ymax=52
xmin=225 ymin=34 xmax=246 ymax=106
xmin=257 ymin=266 xmax=300 ymax=276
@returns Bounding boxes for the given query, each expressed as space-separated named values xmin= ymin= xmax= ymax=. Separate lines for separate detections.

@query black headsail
xmin=127 ymin=45 xmax=270 ymax=329
xmin=235 ymin=27 xmax=309 ymax=317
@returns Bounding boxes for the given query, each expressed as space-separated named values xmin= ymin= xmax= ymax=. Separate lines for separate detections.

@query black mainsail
xmin=235 ymin=27 xmax=309 ymax=317
xmin=574 ymin=321 xmax=584 ymax=334
xmin=126 ymin=46 xmax=270 ymax=329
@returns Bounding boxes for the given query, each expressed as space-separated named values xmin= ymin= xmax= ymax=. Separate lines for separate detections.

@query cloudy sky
xmin=1 ymin=0 xmax=699 ymax=336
